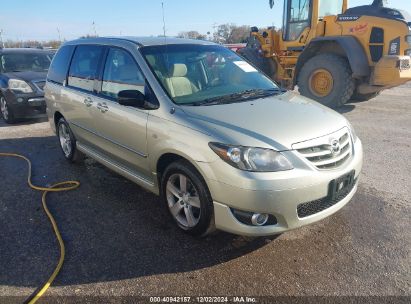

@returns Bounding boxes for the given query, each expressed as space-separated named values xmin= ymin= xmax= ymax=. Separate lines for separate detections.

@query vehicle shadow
xmin=0 ymin=136 xmax=275 ymax=288
xmin=0 ymin=117 xmax=48 ymax=127
xmin=337 ymin=104 xmax=356 ymax=114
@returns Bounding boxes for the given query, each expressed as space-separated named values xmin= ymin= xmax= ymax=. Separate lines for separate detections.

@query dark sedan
xmin=0 ymin=48 xmax=54 ymax=123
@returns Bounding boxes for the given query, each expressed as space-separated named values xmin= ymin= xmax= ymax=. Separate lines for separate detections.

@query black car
xmin=0 ymin=48 xmax=54 ymax=123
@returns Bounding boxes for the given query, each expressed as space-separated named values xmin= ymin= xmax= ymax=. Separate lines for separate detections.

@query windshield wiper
xmin=189 ymin=88 xmax=284 ymax=106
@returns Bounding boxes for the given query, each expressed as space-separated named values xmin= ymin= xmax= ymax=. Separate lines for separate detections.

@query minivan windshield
xmin=0 ymin=52 xmax=52 ymax=73
xmin=140 ymin=44 xmax=281 ymax=106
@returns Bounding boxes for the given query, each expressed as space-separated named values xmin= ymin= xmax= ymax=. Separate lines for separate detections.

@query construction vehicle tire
xmin=238 ymin=47 xmax=277 ymax=79
xmin=298 ymin=54 xmax=355 ymax=108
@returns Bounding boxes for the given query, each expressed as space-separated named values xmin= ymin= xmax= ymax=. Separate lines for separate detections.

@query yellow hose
xmin=0 ymin=153 xmax=80 ymax=304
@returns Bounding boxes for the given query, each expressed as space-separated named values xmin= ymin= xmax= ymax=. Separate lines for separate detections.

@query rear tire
xmin=239 ymin=47 xmax=277 ymax=79
xmin=56 ymin=117 xmax=84 ymax=163
xmin=298 ymin=54 xmax=355 ymax=108
xmin=0 ymin=96 xmax=16 ymax=124
xmin=161 ymin=160 xmax=215 ymax=237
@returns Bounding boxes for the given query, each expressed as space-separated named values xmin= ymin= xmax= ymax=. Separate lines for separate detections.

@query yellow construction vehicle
xmin=239 ymin=0 xmax=411 ymax=107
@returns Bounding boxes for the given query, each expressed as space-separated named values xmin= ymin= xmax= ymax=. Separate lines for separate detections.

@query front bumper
xmin=3 ymin=89 xmax=47 ymax=118
xmin=197 ymin=139 xmax=363 ymax=237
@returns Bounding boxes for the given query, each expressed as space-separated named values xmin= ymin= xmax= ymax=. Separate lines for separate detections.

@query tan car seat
xmin=164 ymin=63 xmax=199 ymax=97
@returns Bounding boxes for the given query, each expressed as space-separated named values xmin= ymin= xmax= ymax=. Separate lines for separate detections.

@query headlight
xmin=347 ymin=121 xmax=358 ymax=143
xmin=406 ymin=35 xmax=411 ymax=45
xmin=209 ymin=143 xmax=293 ymax=172
xmin=8 ymin=79 xmax=33 ymax=93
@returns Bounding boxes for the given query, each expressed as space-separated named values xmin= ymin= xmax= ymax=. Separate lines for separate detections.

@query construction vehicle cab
xmin=240 ymin=0 xmax=411 ymax=108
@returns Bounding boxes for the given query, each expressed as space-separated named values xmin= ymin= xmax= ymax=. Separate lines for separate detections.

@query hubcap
xmin=309 ymin=69 xmax=334 ymax=97
xmin=58 ymin=124 xmax=72 ymax=157
xmin=0 ymin=97 xmax=9 ymax=120
xmin=166 ymin=173 xmax=201 ymax=228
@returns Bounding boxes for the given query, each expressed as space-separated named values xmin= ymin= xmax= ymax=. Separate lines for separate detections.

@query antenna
xmin=161 ymin=2 xmax=167 ymax=39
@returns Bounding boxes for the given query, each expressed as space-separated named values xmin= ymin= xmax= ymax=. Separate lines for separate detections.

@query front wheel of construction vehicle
xmin=298 ymin=54 xmax=355 ymax=108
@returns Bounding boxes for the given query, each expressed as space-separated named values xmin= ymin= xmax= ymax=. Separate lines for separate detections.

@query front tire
xmin=298 ymin=54 xmax=355 ymax=108
xmin=0 ymin=96 xmax=16 ymax=124
xmin=56 ymin=117 xmax=84 ymax=163
xmin=161 ymin=160 xmax=214 ymax=237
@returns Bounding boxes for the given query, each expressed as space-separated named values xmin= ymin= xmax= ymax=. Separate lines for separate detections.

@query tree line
xmin=1 ymin=23 xmax=251 ymax=49
xmin=177 ymin=24 xmax=251 ymax=44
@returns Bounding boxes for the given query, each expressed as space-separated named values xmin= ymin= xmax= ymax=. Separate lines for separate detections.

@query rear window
xmin=47 ymin=45 xmax=74 ymax=85
xmin=68 ymin=45 xmax=104 ymax=92
xmin=1 ymin=52 xmax=52 ymax=73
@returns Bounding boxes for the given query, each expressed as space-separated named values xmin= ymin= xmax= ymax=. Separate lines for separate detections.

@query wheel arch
xmin=156 ymin=151 xmax=211 ymax=181
xmin=54 ymin=111 xmax=64 ymax=127
xmin=294 ymin=36 xmax=370 ymax=85
xmin=156 ymin=152 xmax=214 ymax=198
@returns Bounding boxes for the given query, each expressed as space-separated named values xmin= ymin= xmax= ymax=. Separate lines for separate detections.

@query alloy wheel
xmin=58 ymin=123 xmax=72 ymax=157
xmin=0 ymin=97 xmax=9 ymax=120
xmin=166 ymin=173 xmax=201 ymax=228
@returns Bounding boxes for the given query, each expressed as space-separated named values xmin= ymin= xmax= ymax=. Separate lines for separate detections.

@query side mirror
xmin=118 ymin=90 xmax=146 ymax=108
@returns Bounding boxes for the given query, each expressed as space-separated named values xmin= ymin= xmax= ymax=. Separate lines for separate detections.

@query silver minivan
xmin=45 ymin=37 xmax=363 ymax=237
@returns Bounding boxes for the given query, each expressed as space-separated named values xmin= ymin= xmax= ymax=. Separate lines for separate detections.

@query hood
xmin=344 ymin=4 xmax=411 ymax=24
xmin=3 ymin=71 xmax=47 ymax=82
xmin=181 ymin=92 xmax=348 ymax=151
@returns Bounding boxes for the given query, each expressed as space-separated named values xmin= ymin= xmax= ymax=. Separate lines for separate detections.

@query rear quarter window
xmin=47 ymin=45 xmax=75 ymax=85
xmin=68 ymin=45 xmax=104 ymax=92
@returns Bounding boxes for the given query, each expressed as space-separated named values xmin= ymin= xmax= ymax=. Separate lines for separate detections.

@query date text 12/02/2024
xmin=149 ymin=296 xmax=257 ymax=303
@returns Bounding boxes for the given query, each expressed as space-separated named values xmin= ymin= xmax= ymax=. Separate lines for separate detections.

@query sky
xmin=1 ymin=0 xmax=410 ymax=41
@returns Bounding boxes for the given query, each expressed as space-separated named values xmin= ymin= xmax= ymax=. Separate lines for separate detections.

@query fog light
xmin=231 ymin=208 xmax=277 ymax=226
xmin=17 ymin=98 xmax=24 ymax=103
xmin=405 ymin=49 xmax=411 ymax=57
xmin=251 ymin=213 xmax=269 ymax=226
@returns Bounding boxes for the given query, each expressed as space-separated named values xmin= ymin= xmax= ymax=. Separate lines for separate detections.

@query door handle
xmin=97 ymin=102 xmax=109 ymax=113
xmin=83 ymin=97 xmax=93 ymax=107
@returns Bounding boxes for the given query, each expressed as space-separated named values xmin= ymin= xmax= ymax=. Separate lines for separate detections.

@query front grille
xmin=297 ymin=179 xmax=357 ymax=218
xmin=32 ymin=80 xmax=46 ymax=91
xmin=295 ymin=129 xmax=353 ymax=170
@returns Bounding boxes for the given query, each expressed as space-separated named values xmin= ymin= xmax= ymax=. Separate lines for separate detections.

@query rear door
xmin=91 ymin=47 xmax=150 ymax=178
xmin=64 ymin=45 xmax=104 ymax=145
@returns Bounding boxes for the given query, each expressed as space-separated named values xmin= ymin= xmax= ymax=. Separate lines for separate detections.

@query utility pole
xmin=92 ymin=21 xmax=97 ymax=37
xmin=212 ymin=23 xmax=218 ymax=43
xmin=0 ymin=29 xmax=4 ymax=48
xmin=57 ymin=27 xmax=62 ymax=42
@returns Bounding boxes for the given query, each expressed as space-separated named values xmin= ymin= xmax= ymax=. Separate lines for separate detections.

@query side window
xmin=319 ymin=0 xmax=343 ymax=18
xmin=68 ymin=45 xmax=103 ymax=92
xmin=101 ymin=48 xmax=145 ymax=99
xmin=284 ymin=0 xmax=311 ymax=41
xmin=47 ymin=45 xmax=74 ymax=85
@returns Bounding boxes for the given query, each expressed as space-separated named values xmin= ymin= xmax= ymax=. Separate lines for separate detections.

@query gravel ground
xmin=0 ymin=84 xmax=410 ymax=303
